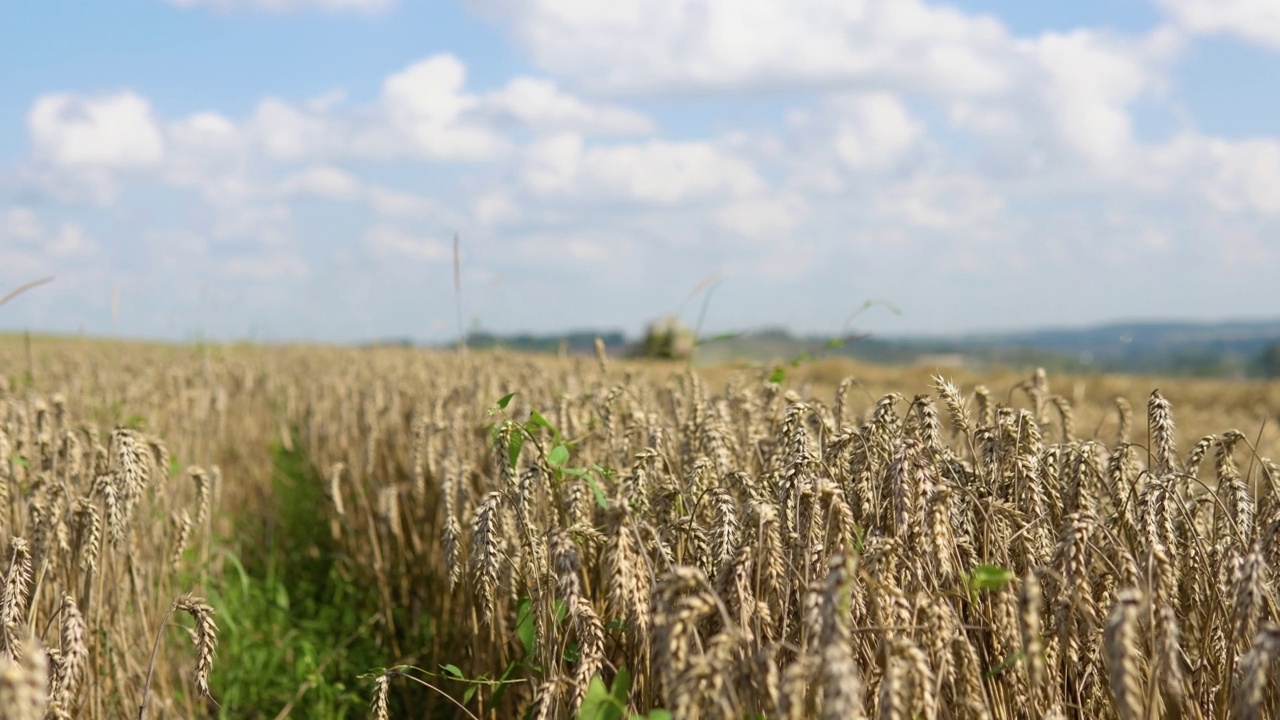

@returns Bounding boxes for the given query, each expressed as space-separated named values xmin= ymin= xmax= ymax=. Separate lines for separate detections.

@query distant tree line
xmin=1257 ymin=344 xmax=1280 ymax=378
xmin=408 ymin=326 xmax=1280 ymax=379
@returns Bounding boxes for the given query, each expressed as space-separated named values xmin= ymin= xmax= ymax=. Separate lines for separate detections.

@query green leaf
xmin=586 ymin=474 xmax=609 ymax=510
xmin=564 ymin=467 xmax=609 ymax=509
xmin=491 ymin=659 xmax=522 ymax=707
xmin=463 ymin=684 xmax=478 ymax=704
xmin=10 ymin=454 xmax=29 ymax=469
xmin=968 ymin=564 xmax=1015 ymax=593
xmin=526 ymin=410 xmax=559 ymax=440
xmin=441 ymin=664 xmax=464 ymax=679
xmin=497 ymin=392 xmax=517 ymax=409
xmin=850 ymin=522 xmax=866 ymax=554
xmin=645 ymin=711 xmax=674 ymax=720
xmin=985 ymin=651 xmax=1025 ymax=679
xmin=610 ymin=667 xmax=632 ymax=711
xmin=516 ymin=597 xmax=535 ymax=657
xmin=578 ymin=676 xmax=614 ymax=720
xmin=548 ymin=444 xmax=570 ymax=467
xmin=767 ymin=367 xmax=786 ymax=385
xmin=508 ymin=431 xmax=525 ymax=469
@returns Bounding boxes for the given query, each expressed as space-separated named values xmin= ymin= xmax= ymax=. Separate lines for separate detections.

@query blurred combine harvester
xmin=637 ymin=314 xmax=696 ymax=360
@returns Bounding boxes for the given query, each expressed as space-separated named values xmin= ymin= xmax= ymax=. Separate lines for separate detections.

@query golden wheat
xmin=4 ymin=338 xmax=1280 ymax=718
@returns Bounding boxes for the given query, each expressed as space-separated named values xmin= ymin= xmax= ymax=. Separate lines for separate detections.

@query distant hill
xmin=443 ymin=330 xmax=630 ymax=356
xmin=440 ymin=319 xmax=1280 ymax=378
xmin=699 ymin=319 xmax=1280 ymax=377
xmin=950 ymin=320 xmax=1280 ymax=375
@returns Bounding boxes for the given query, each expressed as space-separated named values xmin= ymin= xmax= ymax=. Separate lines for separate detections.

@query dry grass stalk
xmin=0 ymin=538 xmax=33 ymax=662
xmin=0 ymin=636 xmax=47 ymax=720
xmin=56 ymin=594 xmax=86 ymax=708
xmin=370 ymin=672 xmax=391 ymax=720
xmin=175 ymin=594 xmax=218 ymax=699
xmin=1236 ymin=624 xmax=1280 ymax=720
xmin=1103 ymin=589 xmax=1146 ymax=720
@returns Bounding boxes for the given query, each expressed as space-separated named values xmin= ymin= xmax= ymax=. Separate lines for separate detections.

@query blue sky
xmin=2 ymin=0 xmax=1280 ymax=342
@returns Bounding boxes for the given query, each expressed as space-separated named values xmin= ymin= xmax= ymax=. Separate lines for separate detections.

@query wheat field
xmin=1 ymin=337 xmax=1279 ymax=719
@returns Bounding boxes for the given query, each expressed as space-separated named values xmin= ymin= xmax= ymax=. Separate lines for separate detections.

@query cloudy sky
xmin=2 ymin=0 xmax=1279 ymax=342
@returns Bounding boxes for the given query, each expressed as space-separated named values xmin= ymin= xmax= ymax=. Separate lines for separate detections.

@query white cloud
xmin=510 ymin=231 xmax=615 ymax=263
xmin=521 ymin=133 xmax=764 ymax=204
xmin=220 ymin=249 xmax=309 ymax=280
xmin=503 ymin=229 xmax=644 ymax=281
xmin=45 ymin=223 xmax=97 ymax=259
xmin=169 ymin=113 xmax=239 ymax=152
xmin=374 ymin=56 xmax=655 ymax=159
xmin=1031 ymin=30 xmax=1150 ymax=168
xmin=788 ymin=93 xmax=925 ymax=172
xmin=20 ymin=91 xmax=178 ymax=207
xmin=165 ymin=112 xmax=244 ymax=185
xmin=144 ymin=228 xmax=210 ymax=272
xmin=0 ymin=207 xmax=99 ymax=284
xmin=228 ymin=55 xmax=651 ymax=164
xmin=248 ymin=98 xmax=344 ymax=163
xmin=206 ymin=196 xmax=294 ymax=246
xmin=28 ymin=91 xmax=164 ymax=168
xmin=2 ymin=208 xmax=44 ymax=241
xmin=1199 ymin=138 xmax=1280 ymax=214
xmin=521 ymin=133 xmax=583 ymax=195
xmin=475 ymin=0 xmax=1181 ymax=178
xmin=939 ymin=28 xmax=1178 ymax=177
xmin=482 ymin=77 xmax=655 ymax=135
xmin=873 ymin=173 xmax=1005 ymax=230
xmin=140 ymin=227 xmax=311 ymax=287
xmin=468 ymin=0 xmax=1016 ymax=95
xmin=305 ymin=89 xmax=349 ymax=113
xmin=368 ymin=186 xmax=434 ymax=218
xmin=713 ymin=193 xmax=809 ymax=240
xmin=365 ymin=187 xmax=472 ymax=231
xmin=162 ymin=0 xmax=395 ymax=14
xmin=1108 ymin=132 xmax=1280 ymax=215
xmin=17 ymin=167 xmax=122 ymax=207
xmin=363 ymin=224 xmax=452 ymax=261
xmin=833 ymin=98 xmax=921 ymax=170
xmin=280 ymin=166 xmax=363 ymax=200
xmin=377 ymin=55 xmax=514 ymax=161
xmin=474 ymin=193 xmax=521 ymax=226
xmin=1157 ymin=0 xmax=1280 ymax=51
xmin=383 ymin=56 xmax=479 ymax=127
